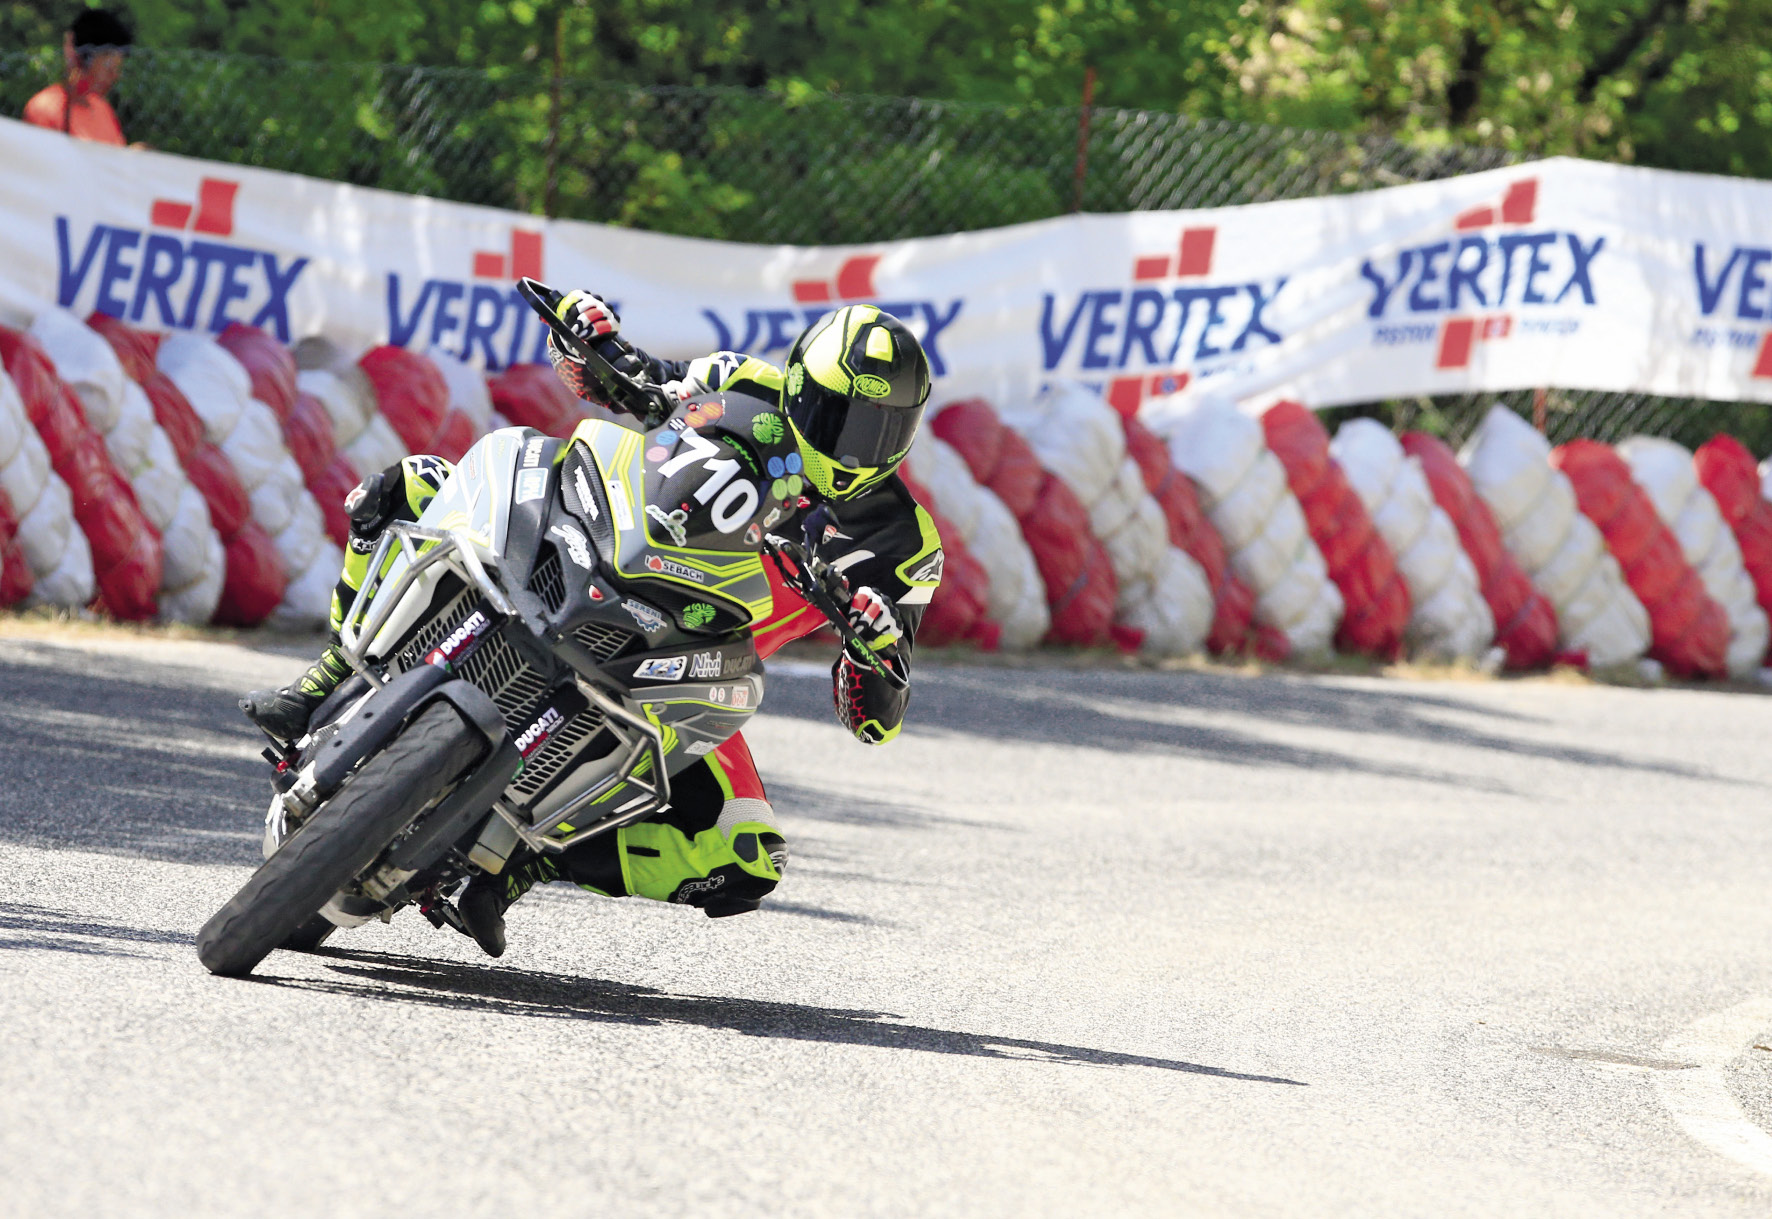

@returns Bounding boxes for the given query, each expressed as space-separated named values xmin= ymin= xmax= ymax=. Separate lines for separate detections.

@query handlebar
xmin=763 ymin=537 xmax=909 ymax=690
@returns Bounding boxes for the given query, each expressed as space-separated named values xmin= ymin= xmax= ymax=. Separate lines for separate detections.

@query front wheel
xmin=198 ymin=702 xmax=486 ymax=977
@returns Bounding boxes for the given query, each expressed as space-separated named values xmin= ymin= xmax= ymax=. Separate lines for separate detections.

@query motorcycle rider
xmin=240 ymin=295 xmax=943 ymax=956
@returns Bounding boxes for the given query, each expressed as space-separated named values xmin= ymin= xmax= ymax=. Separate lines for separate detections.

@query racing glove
xmin=834 ymin=586 xmax=913 ymax=745
xmin=844 ymin=586 xmax=904 ymax=661
xmin=545 ymin=289 xmax=646 ymax=401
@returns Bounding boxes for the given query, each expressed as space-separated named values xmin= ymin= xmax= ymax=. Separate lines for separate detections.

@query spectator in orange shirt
xmin=22 ymin=9 xmax=134 ymax=147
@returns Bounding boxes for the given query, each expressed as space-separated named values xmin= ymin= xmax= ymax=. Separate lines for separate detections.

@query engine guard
xmin=309 ymin=665 xmax=503 ymax=796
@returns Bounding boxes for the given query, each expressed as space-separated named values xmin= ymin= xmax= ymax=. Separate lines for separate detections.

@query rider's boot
xmin=240 ymin=644 xmax=353 ymax=744
xmin=457 ymin=853 xmax=560 ymax=959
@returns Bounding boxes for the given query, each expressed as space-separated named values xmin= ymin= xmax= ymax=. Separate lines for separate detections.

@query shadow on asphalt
xmin=0 ymin=645 xmax=1734 ymax=872
xmin=253 ymin=946 xmax=1306 ymax=1086
xmin=0 ymin=901 xmax=194 ymax=959
xmin=0 ymin=651 xmax=269 ymax=868
xmin=765 ymin=660 xmax=1728 ymax=793
xmin=0 ymin=897 xmax=1298 ymax=1083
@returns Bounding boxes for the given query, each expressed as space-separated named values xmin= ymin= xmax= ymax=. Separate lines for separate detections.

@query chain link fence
xmin=3 ymin=46 xmax=1767 ymax=452
xmin=0 ymin=46 xmax=1516 ymax=241
xmin=1321 ymin=389 xmax=1772 ymax=456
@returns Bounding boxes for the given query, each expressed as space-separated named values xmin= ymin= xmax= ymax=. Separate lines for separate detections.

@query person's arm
xmin=544 ymin=290 xmax=763 ymax=407
xmin=20 ymin=85 xmax=66 ymax=132
xmin=812 ymin=477 xmax=944 ymax=745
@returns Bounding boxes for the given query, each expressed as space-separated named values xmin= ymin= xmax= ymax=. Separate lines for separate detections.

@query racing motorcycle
xmin=196 ymin=279 xmax=895 ymax=977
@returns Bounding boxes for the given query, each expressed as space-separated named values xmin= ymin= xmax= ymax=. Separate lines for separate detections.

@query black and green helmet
xmin=782 ymin=305 xmax=931 ymax=500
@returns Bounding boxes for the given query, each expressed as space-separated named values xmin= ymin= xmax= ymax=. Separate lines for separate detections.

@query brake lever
xmin=515 ymin=277 xmax=672 ymax=428
xmin=762 ymin=537 xmax=909 ymax=690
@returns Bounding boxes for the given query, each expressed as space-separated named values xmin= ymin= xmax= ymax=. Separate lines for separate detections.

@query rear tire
xmin=198 ymin=702 xmax=485 ymax=978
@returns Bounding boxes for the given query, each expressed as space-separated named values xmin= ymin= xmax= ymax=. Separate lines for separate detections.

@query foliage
xmin=9 ymin=0 xmax=1772 ymax=232
xmin=1206 ymin=1 xmax=1772 ymax=179
xmin=17 ymin=1 xmax=1772 ymax=184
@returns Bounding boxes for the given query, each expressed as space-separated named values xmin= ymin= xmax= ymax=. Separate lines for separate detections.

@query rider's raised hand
xmin=845 ymin=585 xmax=904 ymax=657
xmin=555 ymin=290 xmax=621 ymax=343
xmin=546 ymin=289 xmax=646 ymax=402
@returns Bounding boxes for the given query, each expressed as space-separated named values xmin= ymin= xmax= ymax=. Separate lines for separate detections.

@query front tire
xmin=198 ymin=702 xmax=485 ymax=977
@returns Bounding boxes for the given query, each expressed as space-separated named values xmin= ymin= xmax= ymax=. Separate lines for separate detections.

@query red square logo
xmin=1752 ymin=332 xmax=1772 ymax=379
xmin=1176 ymin=228 xmax=1216 ymax=277
xmin=1436 ymin=318 xmax=1476 ymax=369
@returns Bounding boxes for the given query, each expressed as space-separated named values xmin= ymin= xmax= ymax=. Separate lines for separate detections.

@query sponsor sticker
xmin=515 ymin=468 xmax=548 ymax=503
xmin=752 ymin=413 xmax=784 ymax=443
xmin=766 ymin=452 xmax=804 ymax=479
xmin=732 ymin=686 xmax=750 ymax=708
xmin=423 ymin=609 xmax=493 ymax=668
xmin=606 ymin=478 xmax=634 ymax=529
xmin=744 ymin=522 xmax=762 ymax=546
xmin=515 ymin=705 xmax=564 ymax=757
xmin=688 ymin=651 xmax=722 ymax=679
xmin=684 ymin=402 xmax=725 ymax=429
xmin=523 ymin=436 xmax=547 ymax=468
xmin=644 ymin=553 xmax=707 ymax=584
xmin=551 ymin=522 xmax=593 ymax=569
xmin=683 ymin=602 xmax=717 ymax=628
xmin=682 ymin=739 xmax=717 ymax=756
xmin=623 ymin=599 xmax=667 ymax=633
xmin=634 ymin=656 xmax=687 ymax=681
xmin=647 ymin=504 xmax=690 ymax=546
xmin=572 ymin=465 xmax=599 ymax=518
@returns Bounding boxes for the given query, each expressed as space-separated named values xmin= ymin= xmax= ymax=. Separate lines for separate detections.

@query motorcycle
xmin=196 ymin=279 xmax=897 ymax=977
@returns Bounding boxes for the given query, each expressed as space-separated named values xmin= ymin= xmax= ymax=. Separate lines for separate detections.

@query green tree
xmin=1205 ymin=1 xmax=1772 ymax=178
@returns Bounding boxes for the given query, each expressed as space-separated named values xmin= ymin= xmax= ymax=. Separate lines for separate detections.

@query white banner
xmin=4 ymin=116 xmax=1772 ymax=415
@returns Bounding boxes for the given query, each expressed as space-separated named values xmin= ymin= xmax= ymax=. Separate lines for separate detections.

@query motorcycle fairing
xmin=342 ymin=428 xmax=527 ymax=656
xmin=567 ymin=391 xmax=796 ymax=627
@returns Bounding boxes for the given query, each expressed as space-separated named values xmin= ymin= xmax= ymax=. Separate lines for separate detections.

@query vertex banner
xmin=4 ymin=114 xmax=1772 ymax=413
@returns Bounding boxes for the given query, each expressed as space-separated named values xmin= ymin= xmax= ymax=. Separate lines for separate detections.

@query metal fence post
xmin=1071 ymin=66 xmax=1096 ymax=214
xmin=543 ymin=6 xmax=565 ymax=219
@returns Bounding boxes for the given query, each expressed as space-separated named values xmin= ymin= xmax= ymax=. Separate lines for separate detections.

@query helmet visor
xmin=786 ymin=379 xmax=921 ymax=469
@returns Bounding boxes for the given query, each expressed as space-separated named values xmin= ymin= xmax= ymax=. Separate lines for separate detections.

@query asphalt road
xmin=3 ymin=631 xmax=1772 ymax=1217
